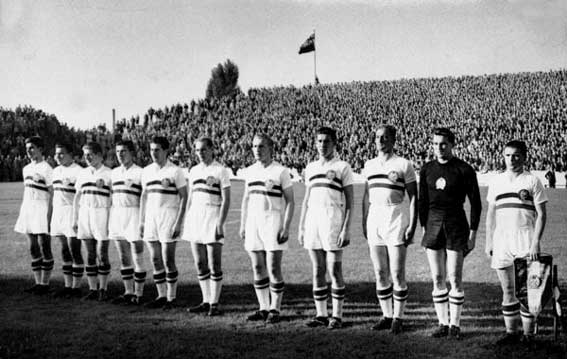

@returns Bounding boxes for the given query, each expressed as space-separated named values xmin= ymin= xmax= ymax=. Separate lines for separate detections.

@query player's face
xmin=252 ymin=137 xmax=272 ymax=163
xmin=55 ymin=147 xmax=73 ymax=166
xmin=375 ymin=128 xmax=395 ymax=154
xmin=504 ymin=146 xmax=525 ymax=172
xmin=150 ymin=143 xmax=167 ymax=165
xmin=83 ymin=148 xmax=102 ymax=167
xmin=25 ymin=143 xmax=42 ymax=161
xmin=432 ymin=135 xmax=453 ymax=160
xmin=195 ymin=141 xmax=213 ymax=164
xmin=116 ymin=145 xmax=133 ymax=167
xmin=316 ymin=134 xmax=335 ymax=160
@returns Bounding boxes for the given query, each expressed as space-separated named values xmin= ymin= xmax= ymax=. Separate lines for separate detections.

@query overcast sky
xmin=1 ymin=0 xmax=565 ymax=129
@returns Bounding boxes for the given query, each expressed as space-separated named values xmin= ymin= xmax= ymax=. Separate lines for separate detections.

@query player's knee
xmin=330 ymin=263 xmax=343 ymax=281
xmin=391 ymin=270 xmax=406 ymax=287
xmin=252 ymin=262 xmax=266 ymax=277
xmin=61 ymin=246 xmax=72 ymax=262
xmin=165 ymin=262 xmax=177 ymax=273
xmin=375 ymin=268 xmax=389 ymax=282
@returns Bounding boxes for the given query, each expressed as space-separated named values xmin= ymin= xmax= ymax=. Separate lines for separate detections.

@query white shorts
xmin=143 ymin=207 xmax=178 ymax=243
xmin=77 ymin=207 xmax=109 ymax=241
xmin=182 ymin=204 xmax=224 ymax=245
xmin=491 ymin=227 xmax=533 ymax=269
xmin=109 ymin=206 xmax=141 ymax=242
xmin=50 ymin=205 xmax=76 ymax=238
xmin=303 ymin=206 xmax=344 ymax=251
xmin=366 ymin=204 xmax=409 ymax=247
xmin=14 ymin=200 xmax=49 ymax=235
xmin=245 ymin=210 xmax=287 ymax=252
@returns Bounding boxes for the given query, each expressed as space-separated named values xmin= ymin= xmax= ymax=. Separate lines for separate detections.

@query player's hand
xmin=404 ymin=226 xmax=415 ymax=247
xmin=215 ymin=223 xmax=224 ymax=241
xmin=298 ymin=229 xmax=304 ymax=246
xmin=362 ymin=224 xmax=367 ymax=240
xmin=337 ymin=230 xmax=350 ymax=248
xmin=171 ymin=222 xmax=182 ymax=239
xmin=485 ymin=246 xmax=493 ymax=258
xmin=528 ymin=241 xmax=540 ymax=261
xmin=464 ymin=230 xmax=476 ymax=258
xmin=72 ymin=222 xmax=78 ymax=234
xmin=239 ymin=226 xmax=245 ymax=240
xmin=277 ymin=228 xmax=289 ymax=244
xmin=139 ymin=223 xmax=144 ymax=238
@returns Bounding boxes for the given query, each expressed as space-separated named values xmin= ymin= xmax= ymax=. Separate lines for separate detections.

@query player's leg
xmin=96 ymin=239 xmax=111 ymax=301
xmin=145 ymin=241 xmax=167 ymax=308
xmin=37 ymin=233 xmax=53 ymax=293
xmin=163 ymin=241 xmax=178 ymax=307
xmin=306 ymin=249 xmax=329 ymax=327
xmin=495 ymin=265 xmax=522 ymax=345
xmin=112 ymin=239 xmax=135 ymax=303
xmin=131 ymin=240 xmax=146 ymax=304
xmin=69 ymin=236 xmax=84 ymax=296
xmin=247 ymin=250 xmax=270 ymax=321
xmin=390 ymin=244 xmax=408 ymax=333
xmin=446 ymin=249 xmax=464 ymax=338
xmin=52 ymin=235 xmax=73 ymax=297
xmin=207 ymin=243 xmax=223 ymax=316
xmin=328 ymin=250 xmax=345 ymax=329
xmin=266 ymin=250 xmax=284 ymax=323
xmin=25 ymin=234 xmax=43 ymax=293
xmin=426 ymin=248 xmax=450 ymax=337
xmin=369 ymin=245 xmax=393 ymax=330
xmin=189 ymin=242 xmax=211 ymax=312
xmin=82 ymin=238 xmax=99 ymax=300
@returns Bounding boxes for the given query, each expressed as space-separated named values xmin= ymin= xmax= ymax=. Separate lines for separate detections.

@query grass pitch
xmin=0 ymin=181 xmax=566 ymax=359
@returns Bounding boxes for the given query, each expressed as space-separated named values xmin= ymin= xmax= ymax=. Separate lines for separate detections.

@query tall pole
xmin=313 ymin=28 xmax=317 ymax=84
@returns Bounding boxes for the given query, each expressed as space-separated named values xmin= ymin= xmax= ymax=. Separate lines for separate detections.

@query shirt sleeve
xmin=174 ymin=167 xmax=186 ymax=189
xmin=418 ymin=165 xmax=429 ymax=226
xmin=44 ymin=163 xmax=54 ymax=186
xmin=532 ymin=177 xmax=548 ymax=204
xmin=486 ymin=179 xmax=496 ymax=203
xmin=403 ymin=159 xmax=416 ymax=184
xmin=341 ymin=163 xmax=354 ymax=187
xmin=220 ymin=167 xmax=231 ymax=188
xmin=465 ymin=165 xmax=482 ymax=231
xmin=280 ymin=167 xmax=292 ymax=190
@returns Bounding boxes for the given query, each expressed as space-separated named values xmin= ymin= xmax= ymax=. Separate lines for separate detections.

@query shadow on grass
xmin=1 ymin=276 xmax=566 ymax=359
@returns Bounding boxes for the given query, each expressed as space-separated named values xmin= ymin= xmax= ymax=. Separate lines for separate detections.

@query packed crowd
xmin=114 ymin=69 xmax=567 ymax=173
xmin=3 ymin=69 xmax=567 ymax=180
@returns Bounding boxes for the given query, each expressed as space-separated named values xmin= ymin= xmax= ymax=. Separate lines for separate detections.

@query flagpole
xmin=313 ymin=28 xmax=317 ymax=84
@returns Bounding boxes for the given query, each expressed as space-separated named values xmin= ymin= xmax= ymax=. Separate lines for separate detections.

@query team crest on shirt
xmin=62 ymin=177 xmax=71 ymax=186
xmin=95 ymin=178 xmax=104 ymax=188
xmin=518 ymin=189 xmax=529 ymax=201
xmin=125 ymin=178 xmax=134 ymax=188
xmin=435 ymin=177 xmax=446 ymax=190
xmin=161 ymin=178 xmax=171 ymax=187
xmin=326 ymin=170 xmax=336 ymax=181
xmin=265 ymin=179 xmax=275 ymax=190
xmin=387 ymin=171 xmax=399 ymax=183
xmin=33 ymin=173 xmax=43 ymax=182
xmin=527 ymin=274 xmax=542 ymax=289
xmin=206 ymin=176 xmax=218 ymax=186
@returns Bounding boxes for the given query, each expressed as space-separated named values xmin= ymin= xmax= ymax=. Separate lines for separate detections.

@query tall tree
xmin=205 ymin=59 xmax=240 ymax=100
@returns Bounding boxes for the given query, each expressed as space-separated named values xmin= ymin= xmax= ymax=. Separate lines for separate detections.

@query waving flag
xmin=298 ymin=33 xmax=315 ymax=54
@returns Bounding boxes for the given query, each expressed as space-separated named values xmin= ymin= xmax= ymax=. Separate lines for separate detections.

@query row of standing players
xmin=14 ymin=125 xmax=547 ymax=344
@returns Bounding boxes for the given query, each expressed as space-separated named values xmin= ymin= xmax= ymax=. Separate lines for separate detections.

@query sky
xmin=0 ymin=0 xmax=566 ymax=130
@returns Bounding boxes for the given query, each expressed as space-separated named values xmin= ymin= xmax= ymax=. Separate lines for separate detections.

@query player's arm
xmin=418 ymin=167 xmax=429 ymax=239
xmin=530 ymin=201 xmax=547 ymax=260
xmin=278 ymin=186 xmax=295 ymax=244
xmin=217 ymin=186 xmax=231 ymax=240
xmin=172 ymin=185 xmax=188 ymax=239
xmin=485 ymin=202 xmax=496 ymax=257
xmin=466 ymin=168 xmax=482 ymax=251
xmin=405 ymin=180 xmax=418 ymax=245
xmin=72 ymin=188 xmax=81 ymax=233
xmin=362 ymin=182 xmax=369 ymax=240
xmin=338 ymin=184 xmax=354 ymax=248
xmin=239 ymin=185 xmax=249 ymax=240
xmin=139 ymin=189 xmax=147 ymax=238
xmin=297 ymin=185 xmax=311 ymax=246
xmin=47 ymin=185 xmax=54 ymax=231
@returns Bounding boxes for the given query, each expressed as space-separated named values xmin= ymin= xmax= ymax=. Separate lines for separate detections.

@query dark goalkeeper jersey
xmin=418 ymin=157 xmax=482 ymax=231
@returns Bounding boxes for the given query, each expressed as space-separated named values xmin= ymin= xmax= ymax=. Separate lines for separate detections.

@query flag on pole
xmin=298 ymin=33 xmax=315 ymax=54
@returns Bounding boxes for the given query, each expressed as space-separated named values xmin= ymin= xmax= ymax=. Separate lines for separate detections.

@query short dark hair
xmin=377 ymin=124 xmax=397 ymax=141
xmin=196 ymin=137 xmax=214 ymax=149
xmin=115 ymin=140 xmax=136 ymax=153
xmin=253 ymin=133 xmax=274 ymax=149
xmin=151 ymin=136 xmax=169 ymax=150
xmin=55 ymin=142 xmax=73 ymax=154
xmin=433 ymin=127 xmax=455 ymax=144
xmin=504 ymin=140 xmax=527 ymax=157
xmin=25 ymin=136 xmax=44 ymax=149
xmin=317 ymin=126 xmax=337 ymax=143
xmin=82 ymin=142 xmax=103 ymax=155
